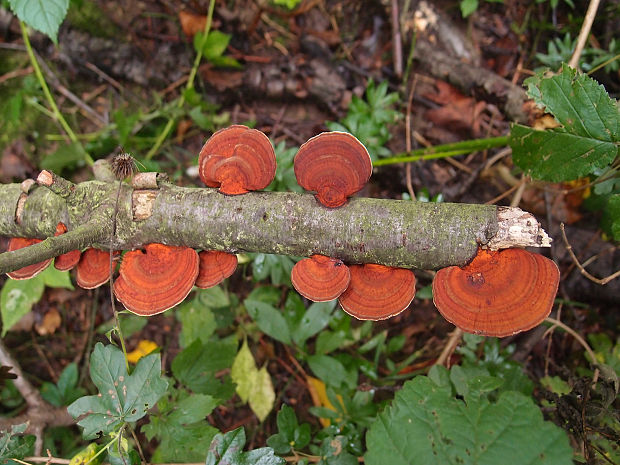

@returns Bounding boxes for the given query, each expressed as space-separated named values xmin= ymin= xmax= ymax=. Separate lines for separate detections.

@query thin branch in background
xmin=544 ymin=317 xmax=598 ymax=369
xmin=390 ymin=0 xmax=403 ymax=78
xmin=404 ymin=75 xmax=419 ymax=200
xmin=435 ymin=328 xmax=463 ymax=367
xmin=568 ymin=0 xmax=601 ymax=69
xmin=560 ymin=223 xmax=620 ymax=285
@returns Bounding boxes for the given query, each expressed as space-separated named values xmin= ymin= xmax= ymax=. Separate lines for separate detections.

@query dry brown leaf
xmin=178 ymin=10 xmax=207 ymax=38
xmin=35 ymin=308 xmax=62 ymax=335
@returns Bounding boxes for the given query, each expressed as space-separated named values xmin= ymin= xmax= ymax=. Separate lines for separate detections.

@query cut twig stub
xmin=485 ymin=206 xmax=552 ymax=250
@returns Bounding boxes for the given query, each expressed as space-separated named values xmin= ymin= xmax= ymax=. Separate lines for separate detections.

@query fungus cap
xmin=114 ymin=243 xmax=199 ymax=316
xmin=6 ymin=238 xmax=52 ymax=279
xmin=53 ymin=222 xmax=81 ymax=271
xmin=291 ymin=254 xmax=351 ymax=302
xmin=294 ymin=132 xmax=372 ymax=208
xmin=432 ymin=248 xmax=560 ymax=337
xmin=76 ymin=248 xmax=117 ymax=289
xmin=338 ymin=264 xmax=416 ymax=320
xmin=198 ymin=125 xmax=276 ymax=195
xmin=195 ymin=250 xmax=238 ymax=289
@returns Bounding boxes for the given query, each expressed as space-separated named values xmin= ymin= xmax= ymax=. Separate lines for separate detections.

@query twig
xmin=390 ymin=0 xmax=403 ymax=77
xmin=544 ymin=317 xmax=597 ymax=368
xmin=568 ymin=0 xmax=601 ymax=69
xmin=435 ymin=328 xmax=463 ymax=367
xmin=560 ymin=223 xmax=620 ymax=285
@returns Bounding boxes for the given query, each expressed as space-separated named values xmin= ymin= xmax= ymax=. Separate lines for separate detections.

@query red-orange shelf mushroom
xmin=76 ymin=248 xmax=118 ymax=289
xmin=113 ymin=243 xmax=199 ymax=316
xmin=198 ymin=125 xmax=276 ymax=195
xmin=294 ymin=132 xmax=372 ymax=208
xmin=195 ymin=250 xmax=238 ymax=289
xmin=53 ymin=222 xmax=81 ymax=272
xmin=432 ymin=248 xmax=560 ymax=337
xmin=6 ymin=238 xmax=52 ymax=280
xmin=338 ymin=264 xmax=416 ymax=320
xmin=291 ymin=254 xmax=351 ymax=302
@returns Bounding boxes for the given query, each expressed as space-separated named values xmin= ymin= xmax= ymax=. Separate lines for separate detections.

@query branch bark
xmin=0 ymin=173 xmax=551 ymax=275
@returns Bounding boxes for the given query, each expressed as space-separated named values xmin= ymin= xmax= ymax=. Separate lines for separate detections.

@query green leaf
xmin=40 ymin=362 xmax=85 ymax=407
xmin=9 ymin=0 xmax=69 ymax=43
xmin=171 ymin=338 xmax=236 ymax=400
xmin=460 ymin=0 xmax=479 ymax=17
xmin=0 ymin=423 xmax=35 ymax=464
xmin=245 ymin=299 xmax=292 ymax=345
xmin=67 ymin=343 xmax=168 ymax=438
xmin=39 ymin=266 xmax=74 ymax=289
xmin=142 ymin=392 xmax=218 ymax=462
xmin=231 ymin=340 xmax=276 ymax=421
xmin=194 ymin=30 xmax=231 ymax=60
xmin=365 ymin=375 xmax=574 ymax=465
xmin=40 ymin=142 xmax=88 ymax=173
xmin=205 ymin=427 xmax=285 ymax=465
xmin=291 ymin=300 xmax=336 ymax=346
xmin=606 ymin=194 xmax=620 ymax=240
xmin=510 ymin=124 xmax=618 ymax=181
xmin=307 ymin=355 xmax=350 ymax=389
xmin=176 ymin=300 xmax=216 ymax=348
xmin=1 ymin=276 xmax=45 ymax=336
xmin=511 ymin=66 xmax=620 ymax=182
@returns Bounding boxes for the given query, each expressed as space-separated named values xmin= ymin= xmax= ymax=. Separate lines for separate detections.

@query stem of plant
xmin=19 ymin=21 xmax=94 ymax=166
xmin=144 ymin=0 xmax=216 ymax=160
xmin=373 ymin=135 xmax=509 ymax=166
xmin=110 ymin=180 xmax=129 ymax=373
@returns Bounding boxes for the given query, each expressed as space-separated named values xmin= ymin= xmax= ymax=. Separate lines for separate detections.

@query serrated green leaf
xmin=205 ymin=427 xmax=285 ymax=465
xmin=529 ymin=65 xmax=618 ymax=141
xmin=9 ymin=0 xmax=69 ymax=43
xmin=0 ymin=423 xmax=35 ymax=463
xmin=510 ymin=124 xmax=618 ymax=181
xmin=142 ymin=393 xmax=218 ymax=463
xmin=67 ymin=343 xmax=168 ymax=438
xmin=365 ymin=375 xmax=573 ymax=465
xmin=1 ymin=276 xmax=45 ymax=336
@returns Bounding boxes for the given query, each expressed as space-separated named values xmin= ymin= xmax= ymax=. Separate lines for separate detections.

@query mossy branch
xmin=0 ymin=172 xmax=551 ymax=275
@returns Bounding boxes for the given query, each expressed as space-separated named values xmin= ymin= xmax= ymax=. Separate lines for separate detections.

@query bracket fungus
xmin=6 ymin=238 xmax=52 ymax=280
xmin=53 ymin=223 xmax=81 ymax=271
xmin=338 ymin=264 xmax=416 ymax=320
xmin=113 ymin=243 xmax=199 ymax=316
xmin=291 ymin=254 xmax=351 ymax=302
xmin=198 ymin=124 xmax=276 ymax=195
xmin=76 ymin=248 xmax=118 ymax=289
xmin=294 ymin=131 xmax=372 ymax=208
xmin=195 ymin=250 xmax=238 ymax=289
xmin=432 ymin=248 xmax=560 ymax=337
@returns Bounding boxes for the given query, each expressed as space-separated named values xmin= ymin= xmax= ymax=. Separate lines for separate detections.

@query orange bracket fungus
xmin=198 ymin=124 xmax=276 ymax=195
xmin=432 ymin=248 xmax=560 ymax=337
xmin=291 ymin=254 xmax=351 ymax=302
xmin=53 ymin=223 xmax=81 ymax=271
xmin=294 ymin=131 xmax=372 ymax=208
xmin=76 ymin=248 xmax=117 ymax=289
xmin=113 ymin=243 xmax=199 ymax=316
xmin=6 ymin=238 xmax=52 ymax=280
xmin=195 ymin=250 xmax=238 ymax=289
xmin=338 ymin=264 xmax=416 ymax=320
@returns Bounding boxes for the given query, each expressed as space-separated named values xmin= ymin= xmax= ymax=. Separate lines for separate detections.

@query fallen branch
xmin=0 ymin=171 xmax=551 ymax=274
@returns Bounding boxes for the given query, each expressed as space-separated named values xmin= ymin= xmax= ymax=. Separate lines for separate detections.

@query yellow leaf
xmin=69 ymin=443 xmax=103 ymax=465
xmin=249 ymin=364 xmax=275 ymax=422
xmin=231 ymin=339 xmax=255 ymax=403
xmin=306 ymin=376 xmax=342 ymax=427
xmin=126 ymin=340 xmax=158 ymax=364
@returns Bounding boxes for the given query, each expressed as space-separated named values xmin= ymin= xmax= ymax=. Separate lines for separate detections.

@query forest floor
xmin=0 ymin=0 xmax=618 ymax=463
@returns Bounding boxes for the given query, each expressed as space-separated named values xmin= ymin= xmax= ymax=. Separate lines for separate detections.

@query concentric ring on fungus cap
xmin=294 ymin=132 xmax=372 ymax=208
xmin=195 ymin=250 xmax=238 ymax=289
xmin=338 ymin=264 xmax=416 ymax=320
xmin=114 ymin=243 xmax=199 ymax=316
xmin=432 ymin=248 xmax=560 ymax=337
xmin=6 ymin=237 xmax=51 ymax=280
xmin=291 ymin=255 xmax=351 ymax=302
xmin=198 ymin=125 xmax=276 ymax=195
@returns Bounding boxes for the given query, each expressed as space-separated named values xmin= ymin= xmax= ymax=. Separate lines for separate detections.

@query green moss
xmin=65 ymin=0 xmax=123 ymax=39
